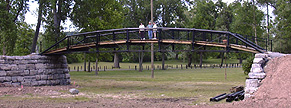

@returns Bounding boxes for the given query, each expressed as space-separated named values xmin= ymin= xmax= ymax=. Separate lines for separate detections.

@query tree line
xmin=0 ymin=0 xmax=290 ymax=63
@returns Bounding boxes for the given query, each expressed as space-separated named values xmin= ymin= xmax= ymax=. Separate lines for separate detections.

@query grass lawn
xmin=70 ymin=67 xmax=247 ymax=105
xmin=68 ymin=59 xmax=242 ymax=70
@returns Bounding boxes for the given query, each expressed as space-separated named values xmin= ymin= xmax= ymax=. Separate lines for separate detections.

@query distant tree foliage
xmin=273 ymin=0 xmax=291 ymax=53
xmin=0 ymin=0 xmax=29 ymax=55
xmin=71 ymin=0 xmax=124 ymax=31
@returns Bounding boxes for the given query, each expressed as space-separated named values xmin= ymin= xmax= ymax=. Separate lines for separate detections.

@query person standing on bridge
xmin=153 ymin=22 xmax=157 ymax=39
xmin=147 ymin=22 xmax=153 ymax=39
xmin=139 ymin=23 xmax=145 ymax=40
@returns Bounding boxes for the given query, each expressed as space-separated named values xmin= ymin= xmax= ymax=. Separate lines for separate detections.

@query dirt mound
xmin=206 ymin=55 xmax=291 ymax=108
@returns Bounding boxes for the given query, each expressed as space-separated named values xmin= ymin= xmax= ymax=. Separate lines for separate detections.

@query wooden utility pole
xmin=151 ymin=0 xmax=154 ymax=78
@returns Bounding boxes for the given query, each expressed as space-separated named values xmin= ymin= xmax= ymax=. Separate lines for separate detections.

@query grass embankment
xmin=70 ymin=67 xmax=247 ymax=105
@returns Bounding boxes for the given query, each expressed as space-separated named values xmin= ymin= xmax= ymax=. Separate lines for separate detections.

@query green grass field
xmin=70 ymin=67 xmax=247 ymax=105
xmin=68 ymin=59 xmax=242 ymax=70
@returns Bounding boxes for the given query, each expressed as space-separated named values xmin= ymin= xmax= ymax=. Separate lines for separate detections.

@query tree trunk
xmin=252 ymin=0 xmax=258 ymax=45
xmin=175 ymin=53 xmax=179 ymax=60
xmin=53 ymin=0 xmax=62 ymax=43
xmin=238 ymin=53 xmax=243 ymax=64
xmin=31 ymin=0 xmax=43 ymax=53
xmin=113 ymin=53 xmax=120 ymax=68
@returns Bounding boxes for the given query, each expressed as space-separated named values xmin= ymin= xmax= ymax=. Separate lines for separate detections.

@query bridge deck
xmin=43 ymin=39 xmax=259 ymax=54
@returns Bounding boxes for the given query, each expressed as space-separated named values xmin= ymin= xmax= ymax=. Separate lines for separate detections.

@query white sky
xmin=24 ymin=0 xmax=273 ymax=32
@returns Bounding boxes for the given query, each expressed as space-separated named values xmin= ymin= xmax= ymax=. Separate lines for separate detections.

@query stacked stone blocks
xmin=245 ymin=53 xmax=269 ymax=98
xmin=0 ymin=54 xmax=70 ymax=86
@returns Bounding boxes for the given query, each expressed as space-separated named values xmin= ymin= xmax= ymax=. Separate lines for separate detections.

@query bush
xmin=242 ymin=56 xmax=254 ymax=75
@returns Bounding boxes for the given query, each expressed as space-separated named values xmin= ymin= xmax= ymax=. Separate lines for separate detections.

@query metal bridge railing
xmin=40 ymin=28 xmax=271 ymax=55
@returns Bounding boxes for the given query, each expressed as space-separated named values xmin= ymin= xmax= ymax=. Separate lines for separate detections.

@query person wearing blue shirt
xmin=147 ymin=22 xmax=153 ymax=39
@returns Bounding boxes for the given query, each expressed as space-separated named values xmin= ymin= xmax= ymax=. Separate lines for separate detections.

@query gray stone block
xmin=11 ymin=77 xmax=18 ymax=82
xmin=35 ymin=75 xmax=41 ymax=80
xmin=21 ymin=80 xmax=31 ymax=86
xmin=6 ymin=71 xmax=23 ymax=76
xmin=0 ymin=60 xmax=5 ymax=64
xmin=26 ymin=64 xmax=36 ymax=70
xmin=17 ymin=76 xmax=24 ymax=82
xmin=253 ymin=58 xmax=265 ymax=64
xmin=267 ymin=52 xmax=285 ymax=58
xmin=249 ymin=72 xmax=266 ymax=79
xmin=59 ymin=74 xmax=65 ymax=79
xmin=5 ymin=76 xmax=11 ymax=82
xmin=3 ymin=82 xmax=12 ymax=86
xmin=40 ymin=75 xmax=48 ymax=80
xmin=255 ymin=54 xmax=268 ymax=58
xmin=19 ymin=60 xmax=29 ymax=64
xmin=24 ymin=70 xmax=30 ymax=75
xmin=12 ymin=83 xmax=20 ymax=87
xmin=245 ymin=87 xmax=258 ymax=94
xmin=245 ymin=78 xmax=259 ymax=87
xmin=53 ymin=74 xmax=59 ymax=79
xmin=24 ymin=76 xmax=36 ymax=79
xmin=47 ymin=75 xmax=54 ymax=80
xmin=35 ymin=63 xmax=46 ymax=69
xmin=1 ymin=64 xmax=11 ymax=71
xmin=0 ymin=71 xmax=7 ymax=76
xmin=31 ymin=81 xmax=39 ymax=86
xmin=29 ymin=70 xmax=38 ymax=75
xmin=18 ymin=65 xmax=26 ymax=70
xmin=15 ymin=56 xmax=24 ymax=60
xmin=66 ymin=79 xmax=71 ymax=85
xmin=38 ymin=69 xmax=45 ymax=74
xmin=38 ymin=80 xmax=47 ymax=85
xmin=0 ymin=77 xmax=5 ymax=82
xmin=250 ymin=67 xmax=264 ymax=73
xmin=65 ymin=74 xmax=70 ymax=79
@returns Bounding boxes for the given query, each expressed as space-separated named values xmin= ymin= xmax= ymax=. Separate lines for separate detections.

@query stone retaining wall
xmin=245 ymin=52 xmax=286 ymax=98
xmin=0 ymin=54 xmax=70 ymax=86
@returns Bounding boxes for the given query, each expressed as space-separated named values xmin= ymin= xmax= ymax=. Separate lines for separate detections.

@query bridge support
xmin=199 ymin=52 xmax=203 ymax=68
xmin=162 ymin=52 xmax=165 ymax=70
xmin=113 ymin=52 xmax=120 ymax=68
xmin=0 ymin=54 xmax=70 ymax=86
xmin=138 ymin=52 xmax=143 ymax=72
xmin=84 ymin=53 xmax=86 ymax=72
xmin=95 ymin=54 xmax=98 ymax=75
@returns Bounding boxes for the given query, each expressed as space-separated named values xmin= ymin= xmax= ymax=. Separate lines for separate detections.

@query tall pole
xmin=267 ymin=4 xmax=270 ymax=48
xmin=151 ymin=0 xmax=154 ymax=78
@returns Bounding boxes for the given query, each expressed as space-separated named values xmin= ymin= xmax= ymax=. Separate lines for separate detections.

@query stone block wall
xmin=245 ymin=52 xmax=286 ymax=98
xmin=0 ymin=54 xmax=70 ymax=86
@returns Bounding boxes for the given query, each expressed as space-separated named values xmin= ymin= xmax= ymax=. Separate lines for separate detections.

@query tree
xmin=273 ymin=0 xmax=291 ymax=53
xmin=230 ymin=1 xmax=264 ymax=38
xmin=31 ymin=0 xmax=46 ymax=53
xmin=0 ymin=0 xmax=29 ymax=55
xmin=71 ymin=0 xmax=124 ymax=31
xmin=187 ymin=0 xmax=216 ymax=29
xmin=40 ymin=0 xmax=73 ymax=50
xmin=14 ymin=22 xmax=34 ymax=55
xmin=215 ymin=0 xmax=233 ymax=31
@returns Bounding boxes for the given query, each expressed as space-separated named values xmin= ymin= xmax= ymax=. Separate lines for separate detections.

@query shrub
xmin=242 ymin=56 xmax=254 ymax=75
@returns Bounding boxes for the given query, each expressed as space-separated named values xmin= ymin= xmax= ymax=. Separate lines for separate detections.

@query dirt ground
xmin=0 ymin=85 xmax=199 ymax=108
xmin=1 ymin=55 xmax=291 ymax=108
